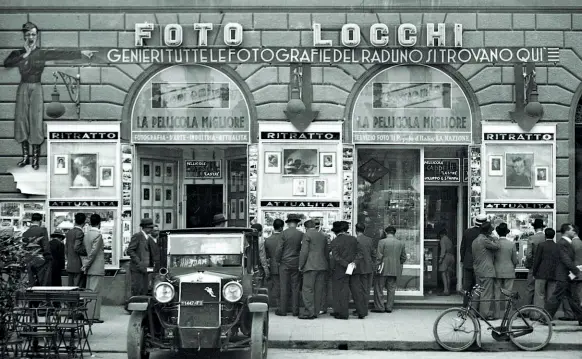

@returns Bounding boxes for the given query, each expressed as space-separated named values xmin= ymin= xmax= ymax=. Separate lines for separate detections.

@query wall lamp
xmin=509 ymin=63 xmax=543 ymax=131
xmin=284 ymin=64 xmax=318 ymax=132
xmin=46 ymin=70 xmax=81 ymax=120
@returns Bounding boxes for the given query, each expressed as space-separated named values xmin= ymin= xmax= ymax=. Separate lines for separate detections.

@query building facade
xmin=0 ymin=0 xmax=580 ymax=304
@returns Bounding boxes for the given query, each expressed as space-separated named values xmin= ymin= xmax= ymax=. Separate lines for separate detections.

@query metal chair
xmin=14 ymin=291 xmax=58 ymax=359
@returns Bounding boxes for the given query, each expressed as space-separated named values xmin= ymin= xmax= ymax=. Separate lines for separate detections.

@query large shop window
xmin=356 ymin=148 xmax=421 ymax=292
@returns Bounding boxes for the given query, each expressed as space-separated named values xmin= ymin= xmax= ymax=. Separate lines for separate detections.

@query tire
xmin=127 ymin=311 xmax=150 ymax=359
xmin=250 ymin=312 xmax=268 ymax=359
xmin=508 ymin=305 xmax=553 ymax=351
xmin=433 ymin=307 xmax=478 ymax=352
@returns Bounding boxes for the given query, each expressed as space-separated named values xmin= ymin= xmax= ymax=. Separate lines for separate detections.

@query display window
xmin=0 ymin=201 xmax=46 ymax=235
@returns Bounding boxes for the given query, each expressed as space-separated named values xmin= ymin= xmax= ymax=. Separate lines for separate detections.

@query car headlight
xmin=222 ymin=281 xmax=243 ymax=302
xmin=153 ymin=282 xmax=175 ymax=303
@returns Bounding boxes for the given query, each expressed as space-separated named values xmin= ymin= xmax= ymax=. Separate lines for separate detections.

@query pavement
xmin=89 ymin=306 xmax=582 ymax=353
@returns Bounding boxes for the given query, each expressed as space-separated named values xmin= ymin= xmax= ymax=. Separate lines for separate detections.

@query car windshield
xmin=169 ymin=254 xmax=242 ymax=268
xmin=168 ymin=234 xmax=243 ymax=255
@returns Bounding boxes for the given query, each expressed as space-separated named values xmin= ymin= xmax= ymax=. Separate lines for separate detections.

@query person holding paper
xmin=372 ymin=226 xmax=407 ymax=313
xmin=544 ymin=223 xmax=582 ymax=326
xmin=330 ymin=221 xmax=358 ymax=320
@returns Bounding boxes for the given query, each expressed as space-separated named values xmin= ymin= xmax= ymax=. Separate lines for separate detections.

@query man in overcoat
xmin=472 ymin=222 xmax=500 ymax=319
xmin=525 ymin=219 xmax=547 ymax=305
xmin=65 ymin=213 xmax=87 ymax=287
xmin=460 ymin=214 xmax=487 ymax=307
xmin=127 ymin=218 xmax=155 ymax=296
xmin=275 ymin=214 xmax=304 ymax=316
xmin=23 ymin=213 xmax=52 ymax=286
xmin=81 ymin=214 xmax=105 ymax=322
xmin=264 ymin=219 xmax=284 ymax=308
xmin=49 ymin=230 xmax=66 ymax=287
xmin=372 ymin=226 xmax=407 ymax=313
xmin=330 ymin=221 xmax=359 ymax=320
xmin=351 ymin=222 xmax=376 ymax=318
xmin=298 ymin=219 xmax=329 ymax=319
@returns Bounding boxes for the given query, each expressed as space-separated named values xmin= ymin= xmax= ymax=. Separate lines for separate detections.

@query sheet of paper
xmin=345 ymin=263 xmax=355 ymax=275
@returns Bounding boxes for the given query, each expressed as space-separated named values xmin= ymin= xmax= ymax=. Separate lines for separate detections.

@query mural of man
xmin=3 ymin=22 xmax=94 ymax=170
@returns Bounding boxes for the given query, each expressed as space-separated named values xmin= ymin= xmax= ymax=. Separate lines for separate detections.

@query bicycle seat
xmin=500 ymin=288 xmax=519 ymax=299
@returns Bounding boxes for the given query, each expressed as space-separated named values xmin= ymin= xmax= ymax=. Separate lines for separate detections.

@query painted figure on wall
xmin=3 ymin=22 xmax=94 ymax=170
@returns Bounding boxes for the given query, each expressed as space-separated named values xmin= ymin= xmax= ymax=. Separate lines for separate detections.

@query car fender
xmin=248 ymin=294 xmax=269 ymax=312
xmin=127 ymin=295 xmax=152 ymax=312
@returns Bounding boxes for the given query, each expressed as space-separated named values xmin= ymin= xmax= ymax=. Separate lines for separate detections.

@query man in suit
xmin=460 ymin=214 xmax=488 ymax=307
xmin=127 ymin=218 xmax=155 ymax=297
xmin=559 ymin=225 xmax=582 ymax=321
xmin=525 ymin=218 xmax=546 ymax=306
xmin=493 ymin=223 xmax=518 ymax=318
xmin=148 ymin=225 xmax=161 ymax=272
xmin=372 ymin=226 xmax=407 ymax=313
xmin=251 ymin=223 xmax=270 ymax=286
xmin=23 ymin=213 xmax=52 ymax=286
xmin=49 ymin=230 xmax=66 ymax=287
xmin=275 ymin=214 xmax=304 ymax=316
xmin=351 ymin=222 xmax=376 ymax=318
xmin=330 ymin=221 xmax=359 ymax=320
xmin=532 ymin=228 xmax=559 ymax=319
xmin=472 ymin=222 xmax=500 ymax=319
xmin=81 ymin=214 xmax=105 ymax=322
xmin=545 ymin=223 xmax=582 ymax=325
xmin=264 ymin=219 xmax=284 ymax=308
xmin=298 ymin=219 xmax=329 ymax=319
xmin=65 ymin=213 xmax=87 ymax=287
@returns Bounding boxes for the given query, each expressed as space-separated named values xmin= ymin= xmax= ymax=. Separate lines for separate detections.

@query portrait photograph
xmin=283 ymin=149 xmax=318 ymax=176
xmin=154 ymin=185 xmax=162 ymax=204
xmin=153 ymin=162 xmax=163 ymax=183
xmin=165 ymin=163 xmax=175 ymax=184
xmin=265 ymin=152 xmax=281 ymax=173
xmin=141 ymin=210 xmax=151 ymax=220
xmin=488 ymin=155 xmax=503 ymax=177
xmin=70 ymin=154 xmax=98 ymax=188
xmin=238 ymin=198 xmax=245 ymax=220
xmin=505 ymin=153 xmax=534 ymax=189
xmin=320 ymin=152 xmax=337 ymax=174
xmin=54 ymin=155 xmax=68 ymax=175
xmin=100 ymin=166 xmax=114 ymax=187
xmin=535 ymin=166 xmax=549 ymax=187
xmin=141 ymin=161 xmax=151 ymax=183
xmin=292 ymin=178 xmax=307 ymax=196
xmin=164 ymin=188 xmax=173 ymax=207
xmin=230 ymin=199 xmax=237 ymax=220
xmin=165 ymin=212 xmax=173 ymax=226
xmin=142 ymin=185 xmax=152 ymax=206
xmin=153 ymin=209 xmax=162 ymax=225
xmin=314 ymin=179 xmax=327 ymax=196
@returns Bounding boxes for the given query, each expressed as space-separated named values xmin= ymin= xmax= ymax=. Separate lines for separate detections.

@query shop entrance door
xmin=185 ymin=184 xmax=223 ymax=228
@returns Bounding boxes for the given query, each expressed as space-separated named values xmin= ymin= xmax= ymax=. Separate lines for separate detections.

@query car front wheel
xmin=127 ymin=311 xmax=150 ymax=359
xmin=250 ymin=311 xmax=268 ymax=359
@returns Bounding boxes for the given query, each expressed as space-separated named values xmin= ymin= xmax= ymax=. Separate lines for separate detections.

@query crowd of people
xmin=460 ymin=214 xmax=582 ymax=325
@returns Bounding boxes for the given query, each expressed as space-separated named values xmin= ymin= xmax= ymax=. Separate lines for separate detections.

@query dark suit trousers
xmin=267 ymin=275 xmax=280 ymax=307
xmin=374 ymin=275 xmax=397 ymax=311
xmin=67 ymin=272 xmax=86 ymax=288
xmin=130 ymin=270 xmax=149 ymax=296
xmin=350 ymin=273 xmax=370 ymax=316
xmin=332 ymin=267 xmax=351 ymax=318
xmin=321 ymin=270 xmax=333 ymax=312
xmin=279 ymin=264 xmax=300 ymax=315
xmin=561 ymin=282 xmax=582 ymax=318
xmin=545 ymin=280 xmax=582 ymax=320
xmin=525 ymin=270 xmax=535 ymax=305
xmin=302 ymin=270 xmax=326 ymax=317
xmin=462 ymin=268 xmax=477 ymax=307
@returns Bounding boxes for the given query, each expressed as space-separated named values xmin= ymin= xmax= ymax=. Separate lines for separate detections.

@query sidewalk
xmin=91 ymin=306 xmax=582 ymax=353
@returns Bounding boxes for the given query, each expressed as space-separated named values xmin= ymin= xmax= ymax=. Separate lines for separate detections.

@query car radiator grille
xmin=179 ymin=282 xmax=220 ymax=328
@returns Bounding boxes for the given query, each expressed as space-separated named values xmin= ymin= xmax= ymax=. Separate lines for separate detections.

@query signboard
xmin=184 ymin=160 xmax=222 ymax=179
xmin=352 ymin=66 xmax=472 ymax=144
xmin=131 ymin=65 xmax=250 ymax=144
xmin=424 ymin=158 xmax=460 ymax=182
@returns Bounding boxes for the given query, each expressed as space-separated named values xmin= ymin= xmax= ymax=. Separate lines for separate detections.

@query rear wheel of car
xmin=127 ymin=311 xmax=150 ymax=359
xmin=250 ymin=311 xmax=268 ymax=359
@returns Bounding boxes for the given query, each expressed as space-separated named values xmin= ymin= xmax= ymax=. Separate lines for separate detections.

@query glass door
xmin=355 ymin=147 xmax=423 ymax=296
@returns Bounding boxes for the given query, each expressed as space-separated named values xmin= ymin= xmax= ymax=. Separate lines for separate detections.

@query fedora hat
xmin=475 ymin=214 xmax=488 ymax=227
xmin=140 ymin=218 xmax=154 ymax=228
xmin=50 ymin=229 xmax=65 ymax=239
xmin=285 ymin=214 xmax=302 ymax=223
xmin=212 ymin=214 xmax=227 ymax=225
xmin=532 ymin=218 xmax=546 ymax=229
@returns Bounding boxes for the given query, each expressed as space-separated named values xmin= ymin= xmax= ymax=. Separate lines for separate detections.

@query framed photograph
xmin=292 ymin=178 xmax=307 ymax=196
xmin=313 ymin=179 xmax=327 ymax=196
xmin=164 ymin=211 xmax=173 ymax=228
xmin=283 ymin=149 xmax=318 ymax=176
xmin=54 ymin=155 xmax=68 ymax=175
xmin=164 ymin=163 xmax=175 ymax=184
xmin=164 ymin=187 xmax=173 ymax=207
xmin=505 ymin=153 xmax=534 ymax=189
xmin=141 ymin=161 xmax=151 ymax=183
xmin=70 ymin=154 xmax=98 ymax=188
xmin=319 ymin=152 xmax=337 ymax=174
xmin=153 ymin=185 xmax=162 ymax=204
xmin=238 ymin=172 xmax=246 ymax=192
xmin=265 ymin=152 xmax=282 ymax=173
xmin=153 ymin=209 xmax=163 ymax=226
xmin=535 ymin=166 xmax=549 ymax=187
xmin=230 ymin=199 xmax=237 ymax=220
xmin=238 ymin=199 xmax=245 ymax=219
xmin=141 ymin=209 xmax=152 ymax=220
xmin=153 ymin=162 xmax=163 ymax=183
xmin=230 ymin=172 xmax=237 ymax=192
xmin=488 ymin=155 xmax=503 ymax=177
xmin=100 ymin=166 xmax=114 ymax=187
xmin=142 ymin=185 xmax=152 ymax=206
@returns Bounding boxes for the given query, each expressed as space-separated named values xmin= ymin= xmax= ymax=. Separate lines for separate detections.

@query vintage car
xmin=126 ymin=228 xmax=269 ymax=359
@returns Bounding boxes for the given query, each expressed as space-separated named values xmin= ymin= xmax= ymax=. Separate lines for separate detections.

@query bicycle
xmin=433 ymin=284 xmax=553 ymax=351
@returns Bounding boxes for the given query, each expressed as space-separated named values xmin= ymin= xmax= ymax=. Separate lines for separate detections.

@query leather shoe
xmin=275 ymin=311 xmax=287 ymax=316
xmin=299 ymin=315 xmax=316 ymax=320
xmin=371 ymin=309 xmax=384 ymax=313
xmin=558 ymin=317 xmax=576 ymax=321
xmin=357 ymin=315 xmax=365 ymax=319
xmin=385 ymin=309 xmax=393 ymax=313
xmin=334 ymin=316 xmax=348 ymax=320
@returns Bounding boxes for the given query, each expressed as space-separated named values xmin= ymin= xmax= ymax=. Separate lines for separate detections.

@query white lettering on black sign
xmin=484 ymin=203 xmax=554 ymax=209
xmin=260 ymin=201 xmax=340 ymax=208
xmin=483 ymin=133 xmax=554 ymax=141
xmin=260 ymin=132 xmax=340 ymax=140
xmin=49 ymin=132 xmax=119 ymax=140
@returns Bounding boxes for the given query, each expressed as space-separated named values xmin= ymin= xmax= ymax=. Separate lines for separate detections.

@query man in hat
xmin=66 ymin=213 xmax=88 ymax=287
xmin=373 ymin=226 xmax=407 ymax=314
xmin=213 ymin=214 xmax=228 ymax=227
xmin=275 ymin=214 xmax=304 ymax=316
xmin=460 ymin=214 xmax=488 ymax=307
xmin=525 ymin=218 xmax=547 ymax=306
xmin=81 ymin=214 xmax=105 ymax=322
xmin=49 ymin=229 xmax=66 ymax=287
xmin=298 ymin=219 xmax=329 ymax=319
xmin=330 ymin=221 xmax=359 ymax=319
xmin=23 ymin=213 xmax=53 ymax=286
xmin=351 ymin=222 xmax=376 ymax=318
xmin=265 ymin=219 xmax=284 ymax=308
xmin=127 ymin=218 xmax=155 ymax=297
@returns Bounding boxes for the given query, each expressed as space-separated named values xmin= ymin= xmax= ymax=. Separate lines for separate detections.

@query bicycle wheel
xmin=433 ymin=307 xmax=478 ymax=351
xmin=508 ymin=305 xmax=553 ymax=351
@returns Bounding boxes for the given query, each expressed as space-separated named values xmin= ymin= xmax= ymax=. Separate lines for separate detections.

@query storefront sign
xmin=260 ymin=132 xmax=340 ymax=140
xmin=48 ymin=201 xmax=119 ymax=207
xmin=352 ymin=66 xmax=472 ymax=144
xmin=260 ymin=201 xmax=340 ymax=208
xmin=49 ymin=132 xmax=119 ymax=140
xmin=484 ymin=202 xmax=554 ymax=210
xmin=184 ymin=160 xmax=222 ymax=179
xmin=131 ymin=65 xmax=250 ymax=144
xmin=483 ymin=133 xmax=554 ymax=141
xmin=424 ymin=158 xmax=460 ymax=182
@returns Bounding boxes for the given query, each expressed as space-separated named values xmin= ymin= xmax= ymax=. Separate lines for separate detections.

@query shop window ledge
xmin=8 ymin=165 xmax=47 ymax=196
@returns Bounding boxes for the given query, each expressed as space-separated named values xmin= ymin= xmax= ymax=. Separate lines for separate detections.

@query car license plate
xmin=181 ymin=300 xmax=203 ymax=307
